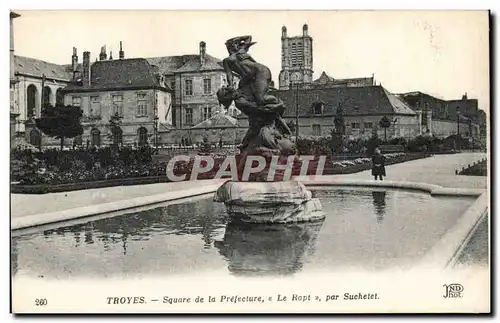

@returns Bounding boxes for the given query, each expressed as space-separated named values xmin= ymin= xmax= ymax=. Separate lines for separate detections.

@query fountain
xmin=213 ymin=35 xmax=325 ymax=224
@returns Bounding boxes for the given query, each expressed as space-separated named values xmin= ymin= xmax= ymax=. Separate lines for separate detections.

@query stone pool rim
xmin=11 ymin=178 xmax=486 ymax=232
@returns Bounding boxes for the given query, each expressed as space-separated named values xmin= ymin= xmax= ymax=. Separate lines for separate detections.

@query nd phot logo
xmin=442 ymin=283 xmax=464 ymax=298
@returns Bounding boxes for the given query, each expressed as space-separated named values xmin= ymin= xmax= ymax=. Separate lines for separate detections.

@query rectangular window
xmin=312 ymin=124 xmax=321 ymax=136
xmin=90 ymin=96 xmax=101 ymax=117
xmin=185 ymin=108 xmax=193 ymax=126
xmin=351 ymin=122 xmax=360 ymax=129
xmin=203 ymin=78 xmax=212 ymax=94
xmin=136 ymin=93 xmax=147 ymax=116
xmin=112 ymin=94 xmax=123 ymax=116
xmin=312 ymin=102 xmax=323 ymax=115
xmin=185 ymin=79 xmax=193 ymax=96
xmin=364 ymin=122 xmax=373 ymax=129
xmin=203 ymin=107 xmax=212 ymax=120
xmin=72 ymin=96 xmax=81 ymax=107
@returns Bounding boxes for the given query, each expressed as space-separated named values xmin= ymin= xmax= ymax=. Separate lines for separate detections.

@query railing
xmin=456 ymin=158 xmax=487 ymax=176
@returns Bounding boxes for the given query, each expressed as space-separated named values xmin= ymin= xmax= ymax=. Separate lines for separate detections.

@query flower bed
xmin=11 ymin=147 xmax=431 ymax=194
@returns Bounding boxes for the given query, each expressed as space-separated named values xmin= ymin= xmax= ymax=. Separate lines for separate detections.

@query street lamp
xmin=379 ymin=116 xmax=392 ymax=142
xmin=291 ymin=71 xmax=303 ymax=139
xmin=456 ymin=106 xmax=460 ymax=152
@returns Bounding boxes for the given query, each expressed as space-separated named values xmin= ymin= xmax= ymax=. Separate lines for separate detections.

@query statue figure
xmin=217 ymin=36 xmax=295 ymax=156
xmin=213 ymin=36 xmax=325 ymax=223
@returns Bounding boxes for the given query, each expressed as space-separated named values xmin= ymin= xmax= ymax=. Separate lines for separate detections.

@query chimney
xmin=199 ymin=41 xmax=206 ymax=66
xmin=462 ymin=92 xmax=468 ymax=100
xmin=282 ymin=25 xmax=287 ymax=39
xmin=119 ymin=41 xmax=124 ymax=59
xmin=71 ymin=47 xmax=78 ymax=73
xmin=82 ymin=51 xmax=91 ymax=86
xmin=303 ymin=23 xmax=308 ymax=37
xmin=99 ymin=45 xmax=107 ymax=61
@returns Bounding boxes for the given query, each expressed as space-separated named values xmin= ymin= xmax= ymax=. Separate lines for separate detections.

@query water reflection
xmin=12 ymin=199 xmax=228 ymax=278
xmin=215 ymin=220 xmax=324 ymax=277
xmin=372 ymin=191 xmax=387 ymax=223
xmin=38 ymin=200 xmax=226 ymax=254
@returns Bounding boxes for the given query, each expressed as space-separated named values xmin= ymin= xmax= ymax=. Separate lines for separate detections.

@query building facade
xmin=278 ymin=24 xmax=314 ymax=90
xmin=236 ymin=85 xmax=422 ymax=141
xmin=10 ymin=11 xmax=73 ymax=148
xmin=397 ymin=91 xmax=483 ymax=139
xmin=146 ymin=41 xmax=240 ymax=144
xmin=278 ymin=24 xmax=375 ymax=91
xmin=61 ymin=54 xmax=172 ymax=148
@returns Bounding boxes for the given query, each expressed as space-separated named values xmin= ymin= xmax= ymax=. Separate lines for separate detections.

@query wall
xmin=432 ymin=120 xmax=476 ymax=138
xmin=23 ymin=88 xmax=170 ymax=148
xmin=170 ymin=70 xmax=229 ymax=128
xmin=14 ymin=75 xmax=68 ymax=133
xmin=281 ymin=114 xmax=420 ymax=140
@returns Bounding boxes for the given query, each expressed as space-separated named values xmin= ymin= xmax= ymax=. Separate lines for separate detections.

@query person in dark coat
xmin=371 ymin=148 xmax=386 ymax=180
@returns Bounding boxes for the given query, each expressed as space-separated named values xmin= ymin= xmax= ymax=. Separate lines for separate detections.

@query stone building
xmin=278 ymin=23 xmax=375 ymax=91
xmin=146 ymin=41 xmax=240 ymax=145
xmin=310 ymin=71 xmax=375 ymax=89
xmin=61 ymin=49 xmax=172 ymax=147
xmin=10 ymin=11 xmax=20 ymax=144
xmin=10 ymin=11 xmax=73 ymax=148
xmin=249 ymin=85 xmax=421 ymax=140
xmin=397 ymin=91 xmax=483 ymax=138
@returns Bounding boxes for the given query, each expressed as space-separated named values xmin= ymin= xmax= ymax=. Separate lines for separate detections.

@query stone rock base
xmin=213 ymin=180 xmax=325 ymax=224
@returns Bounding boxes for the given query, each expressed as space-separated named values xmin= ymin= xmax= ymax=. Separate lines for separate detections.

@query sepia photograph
xmin=8 ymin=8 xmax=491 ymax=314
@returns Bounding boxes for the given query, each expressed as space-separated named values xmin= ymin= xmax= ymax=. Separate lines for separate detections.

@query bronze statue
xmin=217 ymin=36 xmax=295 ymax=156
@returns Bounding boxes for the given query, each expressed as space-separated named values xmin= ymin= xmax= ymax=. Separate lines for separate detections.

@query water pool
xmin=11 ymin=187 xmax=481 ymax=279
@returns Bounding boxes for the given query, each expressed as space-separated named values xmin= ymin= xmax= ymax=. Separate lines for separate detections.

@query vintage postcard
xmin=9 ymin=10 xmax=490 ymax=314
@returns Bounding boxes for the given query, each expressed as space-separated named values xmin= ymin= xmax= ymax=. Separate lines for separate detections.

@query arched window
xmin=27 ymin=85 xmax=38 ymax=118
xmin=91 ymin=128 xmax=101 ymax=147
xmin=56 ymin=88 xmax=64 ymax=105
xmin=138 ymin=127 xmax=148 ymax=147
xmin=113 ymin=127 xmax=123 ymax=146
xmin=29 ymin=129 xmax=41 ymax=148
xmin=42 ymin=86 xmax=52 ymax=106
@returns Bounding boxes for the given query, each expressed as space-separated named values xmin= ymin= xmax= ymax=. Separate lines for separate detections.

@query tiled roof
xmin=191 ymin=112 xmax=237 ymax=129
xmin=269 ymin=85 xmax=416 ymax=117
xmin=146 ymin=53 xmax=223 ymax=75
xmin=63 ymin=58 xmax=166 ymax=91
xmin=14 ymin=55 xmax=72 ymax=81
xmin=382 ymin=88 xmax=417 ymax=115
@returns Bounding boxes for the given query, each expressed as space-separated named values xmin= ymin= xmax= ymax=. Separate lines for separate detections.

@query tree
xmin=35 ymin=103 xmax=83 ymax=150
xmin=379 ymin=116 xmax=392 ymax=142
xmin=334 ymin=102 xmax=345 ymax=134
xmin=107 ymin=113 xmax=124 ymax=147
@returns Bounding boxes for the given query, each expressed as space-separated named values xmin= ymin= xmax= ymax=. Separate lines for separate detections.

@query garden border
xmin=11 ymin=152 xmax=432 ymax=194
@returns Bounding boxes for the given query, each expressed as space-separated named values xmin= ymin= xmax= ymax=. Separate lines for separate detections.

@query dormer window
xmin=312 ymin=101 xmax=324 ymax=115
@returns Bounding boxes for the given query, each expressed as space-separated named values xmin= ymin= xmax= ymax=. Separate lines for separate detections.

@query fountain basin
xmin=11 ymin=183 xmax=487 ymax=279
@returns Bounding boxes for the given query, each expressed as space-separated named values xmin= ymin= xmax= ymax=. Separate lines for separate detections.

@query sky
xmin=12 ymin=10 xmax=490 ymax=112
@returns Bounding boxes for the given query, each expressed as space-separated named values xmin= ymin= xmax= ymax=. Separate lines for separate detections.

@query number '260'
xmin=35 ymin=299 xmax=47 ymax=306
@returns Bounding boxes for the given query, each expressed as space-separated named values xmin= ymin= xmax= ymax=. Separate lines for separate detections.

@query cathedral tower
xmin=278 ymin=23 xmax=314 ymax=90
